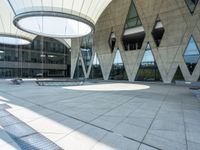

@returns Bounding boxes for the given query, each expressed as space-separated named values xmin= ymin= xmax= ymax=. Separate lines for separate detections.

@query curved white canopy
xmin=0 ymin=0 xmax=35 ymax=45
xmin=8 ymin=0 xmax=112 ymax=38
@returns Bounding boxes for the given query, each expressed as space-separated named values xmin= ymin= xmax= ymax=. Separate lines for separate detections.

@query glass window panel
xmin=183 ymin=36 xmax=200 ymax=74
xmin=136 ymin=43 xmax=162 ymax=81
xmin=172 ymin=66 xmax=184 ymax=82
xmin=89 ymin=52 xmax=103 ymax=79
xmin=81 ymin=34 xmax=93 ymax=72
xmin=113 ymin=50 xmax=123 ymax=65
xmin=185 ymin=0 xmax=199 ymax=14
xmin=93 ymin=53 xmax=100 ymax=65
xmin=124 ymin=1 xmax=142 ymax=29
xmin=74 ymin=56 xmax=84 ymax=79
xmin=184 ymin=37 xmax=200 ymax=56
xmin=109 ymin=49 xmax=128 ymax=80
xmin=127 ymin=18 xmax=138 ymax=28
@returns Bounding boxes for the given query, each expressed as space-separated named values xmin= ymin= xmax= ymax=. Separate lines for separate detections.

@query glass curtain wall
xmin=0 ymin=36 xmax=70 ymax=78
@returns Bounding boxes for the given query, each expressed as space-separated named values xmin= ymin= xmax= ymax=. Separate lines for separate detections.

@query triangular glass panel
xmin=172 ymin=66 xmax=184 ymax=82
xmin=109 ymin=50 xmax=128 ymax=80
xmin=183 ymin=36 xmax=200 ymax=75
xmin=80 ymin=34 xmax=93 ymax=72
xmin=184 ymin=0 xmax=199 ymax=14
xmin=89 ymin=53 xmax=103 ymax=79
xmin=73 ymin=56 xmax=84 ymax=79
xmin=152 ymin=17 xmax=165 ymax=47
xmin=122 ymin=1 xmax=145 ymax=51
xmin=109 ymin=32 xmax=116 ymax=53
xmin=125 ymin=1 xmax=142 ymax=29
xmin=136 ymin=43 xmax=162 ymax=81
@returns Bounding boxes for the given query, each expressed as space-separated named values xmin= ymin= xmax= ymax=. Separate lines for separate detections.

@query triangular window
xmin=185 ymin=0 xmax=199 ymax=14
xmin=122 ymin=1 xmax=145 ymax=51
xmin=73 ymin=56 xmax=84 ymax=79
xmin=136 ymin=43 xmax=162 ymax=81
xmin=89 ymin=53 xmax=103 ymax=79
xmin=109 ymin=50 xmax=128 ymax=80
xmin=80 ymin=34 xmax=93 ymax=72
xmin=183 ymin=36 xmax=200 ymax=74
xmin=109 ymin=32 xmax=116 ymax=53
xmin=172 ymin=66 xmax=185 ymax=82
xmin=152 ymin=17 xmax=165 ymax=47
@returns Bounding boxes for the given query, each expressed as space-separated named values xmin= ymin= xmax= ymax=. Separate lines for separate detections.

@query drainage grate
xmin=15 ymin=133 xmax=62 ymax=150
xmin=0 ymin=115 xmax=21 ymax=127
xmin=5 ymin=122 xmax=36 ymax=138
xmin=0 ymin=103 xmax=62 ymax=150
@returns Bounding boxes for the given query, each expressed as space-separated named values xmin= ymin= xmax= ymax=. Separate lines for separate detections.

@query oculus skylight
xmin=0 ymin=0 xmax=35 ymax=45
xmin=8 ymin=0 xmax=112 ymax=38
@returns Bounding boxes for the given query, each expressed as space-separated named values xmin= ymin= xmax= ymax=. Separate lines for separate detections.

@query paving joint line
xmin=0 ymin=90 xmax=163 ymax=150
xmin=181 ymin=97 xmax=189 ymax=150
xmin=137 ymin=86 xmax=172 ymax=150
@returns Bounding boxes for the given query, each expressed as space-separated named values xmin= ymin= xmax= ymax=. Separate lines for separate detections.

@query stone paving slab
xmin=0 ymin=81 xmax=199 ymax=150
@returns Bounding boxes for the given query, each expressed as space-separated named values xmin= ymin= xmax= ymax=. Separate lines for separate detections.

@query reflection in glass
xmin=109 ymin=50 xmax=128 ymax=80
xmin=89 ymin=53 xmax=103 ymax=79
xmin=184 ymin=0 xmax=199 ymax=14
xmin=172 ymin=66 xmax=184 ymax=82
xmin=81 ymin=34 xmax=93 ymax=72
xmin=136 ymin=43 xmax=162 ymax=81
xmin=183 ymin=36 xmax=200 ymax=74
xmin=122 ymin=1 xmax=145 ymax=51
xmin=0 ymin=36 xmax=70 ymax=78
xmin=124 ymin=1 xmax=142 ymax=29
xmin=74 ymin=56 xmax=84 ymax=79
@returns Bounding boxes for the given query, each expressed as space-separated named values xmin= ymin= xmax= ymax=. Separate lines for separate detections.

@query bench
xmin=189 ymin=82 xmax=200 ymax=90
xmin=35 ymin=79 xmax=85 ymax=86
xmin=11 ymin=78 xmax=23 ymax=85
xmin=175 ymin=80 xmax=191 ymax=86
xmin=190 ymin=87 xmax=200 ymax=90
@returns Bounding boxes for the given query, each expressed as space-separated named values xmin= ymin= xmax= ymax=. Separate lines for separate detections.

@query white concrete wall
xmin=71 ymin=0 xmax=200 ymax=83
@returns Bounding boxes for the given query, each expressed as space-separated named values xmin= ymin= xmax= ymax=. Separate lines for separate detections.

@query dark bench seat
xmin=11 ymin=78 xmax=23 ymax=85
xmin=35 ymin=79 xmax=84 ymax=86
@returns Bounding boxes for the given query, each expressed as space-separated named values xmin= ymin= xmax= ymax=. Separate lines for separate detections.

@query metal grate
xmin=0 ymin=103 xmax=62 ymax=150
xmin=5 ymin=122 xmax=36 ymax=138
xmin=0 ymin=115 xmax=20 ymax=127
xmin=15 ymin=133 xmax=62 ymax=150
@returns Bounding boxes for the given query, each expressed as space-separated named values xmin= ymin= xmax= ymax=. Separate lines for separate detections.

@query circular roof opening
xmin=14 ymin=12 xmax=94 ymax=38
xmin=0 ymin=35 xmax=31 ymax=45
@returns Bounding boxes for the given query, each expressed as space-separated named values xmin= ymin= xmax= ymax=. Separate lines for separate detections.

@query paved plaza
xmin=0 ymin=80 xmax=199 ymax=150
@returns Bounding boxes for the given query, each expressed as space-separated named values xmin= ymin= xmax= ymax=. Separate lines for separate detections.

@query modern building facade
xmin=0 ymin=36 xmax=71 ymax=78
xmin=71 ymin=0 xmax=200 ymax=83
